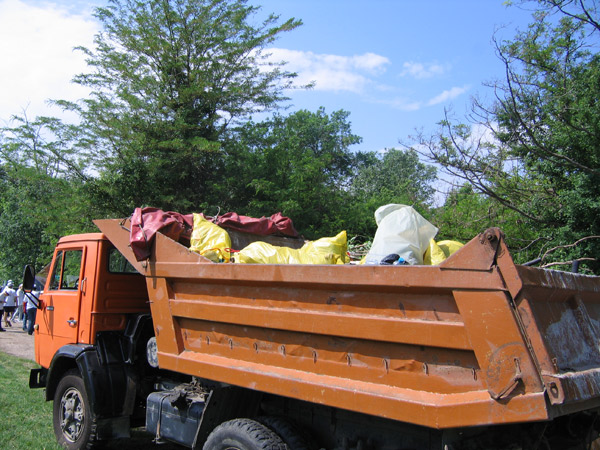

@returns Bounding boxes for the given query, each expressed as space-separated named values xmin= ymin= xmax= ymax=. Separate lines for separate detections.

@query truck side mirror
xmin=22 ymin=265 xmax=36 ymax=293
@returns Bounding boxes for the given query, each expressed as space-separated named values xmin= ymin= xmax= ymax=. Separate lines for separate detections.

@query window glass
xmin=108 ymin=248 xmax=138 ymax=274
xmin=61 ymin=250 xmax=83 ymax=290
xmin=49 ymin=251 xmax=64 ymax=291
xmin=49 ymin=250 xmax=82 ymax=291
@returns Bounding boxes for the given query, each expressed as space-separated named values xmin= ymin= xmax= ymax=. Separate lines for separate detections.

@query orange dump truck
xmin=25 ymin=218 xmax=600 ymax=450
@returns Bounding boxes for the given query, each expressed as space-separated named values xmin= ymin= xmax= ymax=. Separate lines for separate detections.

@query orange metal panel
xmin=89 ymin=237 xmax=150 ymax=341
xmin=158 ymin=351 xmax=550 ymax=429
xmin=510 ymin=266 xmax=600 ymax=407
xmin=36 ymin=241 xmax=89 ymax=368
xmin=148 ymin=276 xmax=185 ymax=356
xmin=173 ymin=317 xmax=480 ymax=394
xmin=453 ymin=289 xmax=544 ymax=399
xmin=169 ymin=298 xmax=470 ymax=350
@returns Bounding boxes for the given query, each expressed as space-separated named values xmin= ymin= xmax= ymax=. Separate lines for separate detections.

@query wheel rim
xmin=59 ymin=387 xmax=85 ymax=442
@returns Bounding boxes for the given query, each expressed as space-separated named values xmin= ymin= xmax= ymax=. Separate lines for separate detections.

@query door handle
xmin=46 ymin=306 xmax=54 ymax=311
xmin=67 ymin=319 xmax=77 ymax=326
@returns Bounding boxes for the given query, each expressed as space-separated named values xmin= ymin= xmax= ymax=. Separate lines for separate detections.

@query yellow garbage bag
xmin=189 ymin=214 xmax=231 ymax=262
xmin=301 ymin=231 xmax=349 ymax=264
xmin=423 ymin=239 xmax=464 ymax=265
xmin=238 ymin=231 xmax=349 ymax=264
xmin=237 ymin=242 xmax=296 ymax=264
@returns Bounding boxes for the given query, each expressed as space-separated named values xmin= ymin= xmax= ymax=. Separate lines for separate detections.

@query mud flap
xmin=29 ymin=367 xmax=47 ymax=389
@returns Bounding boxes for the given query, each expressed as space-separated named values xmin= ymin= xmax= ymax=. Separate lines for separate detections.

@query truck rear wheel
xmin=203 ymin=418 xmax=287 ymax=450
xmin=53 ymin=370 xmax=98 ymax=450
xmin=258 ymin=416 xmax=315 ymax=450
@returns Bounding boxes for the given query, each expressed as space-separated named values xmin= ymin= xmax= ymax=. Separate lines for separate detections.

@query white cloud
xmin=0 ymin=0 xmax=99 ymax=123
xmin=372 ymin=84 xmax=470 ymax=112
xmin=352 ymin=52 xmax=391 ymax=74
xmin=267 ymin=48 xmax=390 ymax=93
xmin=379 ymin=97 xmax=423 ymax=112
xmin=401 ymin=61 xmax=448 ymax=79
xmin=427 ymin=85 xmax=470 ymax=105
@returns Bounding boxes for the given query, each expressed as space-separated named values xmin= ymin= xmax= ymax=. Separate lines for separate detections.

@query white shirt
xmin=1 ymin=287 xmax=17 ymax=307
xmin=25 ymin=291 xmax=41 ymax=311
xmin=17 ymin=288 xmax=24 ymax=306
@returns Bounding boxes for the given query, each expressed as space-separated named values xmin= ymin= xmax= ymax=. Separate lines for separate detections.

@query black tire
xmin=53 ymin=370 xmax=98 ymax=450
xmin=258 ymin=417 xmax=315 ymax=450
xmin=203 ymin=418 xmax=287 ymax=450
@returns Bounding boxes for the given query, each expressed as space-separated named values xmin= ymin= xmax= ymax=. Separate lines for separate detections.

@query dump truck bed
xmin=95 ymin=219 xmax=600 ymax=430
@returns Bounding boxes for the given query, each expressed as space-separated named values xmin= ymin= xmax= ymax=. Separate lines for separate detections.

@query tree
xmin=59 ymin=0 xmax=303 ymax=215
xmin=221 ymin=111 xmax=440 ymax=240
xmin=345 ymin=148 xmax=437 ymax=240
xmin=411 ymin=0 xmax=600 ymax=272
xmin=222 ymin=108 xmax=362 ymax=239
xmin=0 ymin=112 xmax=91 ymax=180
xmin=431 ymin=184 xmax=544 ymax=264
xmin=0 ymin=113 xmax=95 ymax=280
xmin=350 ymin=148 xmax=436 ymax=213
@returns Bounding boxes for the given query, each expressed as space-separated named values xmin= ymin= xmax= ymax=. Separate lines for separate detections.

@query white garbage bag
xmin=365 ymin=204 xmax=438 ymax=265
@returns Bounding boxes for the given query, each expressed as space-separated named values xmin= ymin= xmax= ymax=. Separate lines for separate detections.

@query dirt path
xmin=0 ymin=320 xmax=35 ymax=361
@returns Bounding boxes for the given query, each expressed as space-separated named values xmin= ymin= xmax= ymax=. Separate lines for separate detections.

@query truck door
xmin=37 ymin=247 xmax=85 ymax=367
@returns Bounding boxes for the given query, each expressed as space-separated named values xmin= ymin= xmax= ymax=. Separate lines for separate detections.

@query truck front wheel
xmin=53 ymin=370 xmax=98 ymax=449
xmin=203 ymin=418 xmax=287 ymax=450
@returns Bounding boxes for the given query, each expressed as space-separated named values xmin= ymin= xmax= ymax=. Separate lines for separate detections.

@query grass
xmin=0 ymin=351 xmax=181 ymax=449
xmin=0 ymin=352 xmax=61 ymax=450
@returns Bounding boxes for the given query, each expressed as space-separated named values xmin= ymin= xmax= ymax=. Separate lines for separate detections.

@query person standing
xmin=0 ymin=282 xmax=5 ymax=332
xmin=13 ymin=284 xmax=25 ymax=323
xmin=1 ymin=280 xmax=17 ymax=328
xmin=21 ymin=292 xmax=28 ymax=331
xmin=25 ymin=289 xmax=40 ymax=335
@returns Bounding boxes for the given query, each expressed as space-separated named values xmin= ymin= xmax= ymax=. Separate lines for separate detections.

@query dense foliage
xmin=1 ymin=0 xmax=599 ymax=279
xmin=222 ymin=108 xmax=363 ymax=238
xmin=61 ymin=0 xmax=304 ymax=215
xmin=413 ymin=0 xmax=600 ymax=271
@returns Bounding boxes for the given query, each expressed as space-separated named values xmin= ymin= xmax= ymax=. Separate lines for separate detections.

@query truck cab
xmin=36 ymin=233 xmax=149 ymax=368
xmin=29 ymin=233 xmax=160 ymax=448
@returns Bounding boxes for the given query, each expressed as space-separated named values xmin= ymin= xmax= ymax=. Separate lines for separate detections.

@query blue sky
xmin=0 ymin=0 xmax=534 ymax=153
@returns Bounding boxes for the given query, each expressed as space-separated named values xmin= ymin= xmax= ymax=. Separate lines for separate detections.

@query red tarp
xmin=214 ymin=211 xmax=298 ymax=237
xmin=129 ymin=207 xmax=299 ymax=261
xmin=130 ymin=208 xmax=194 ymax=261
